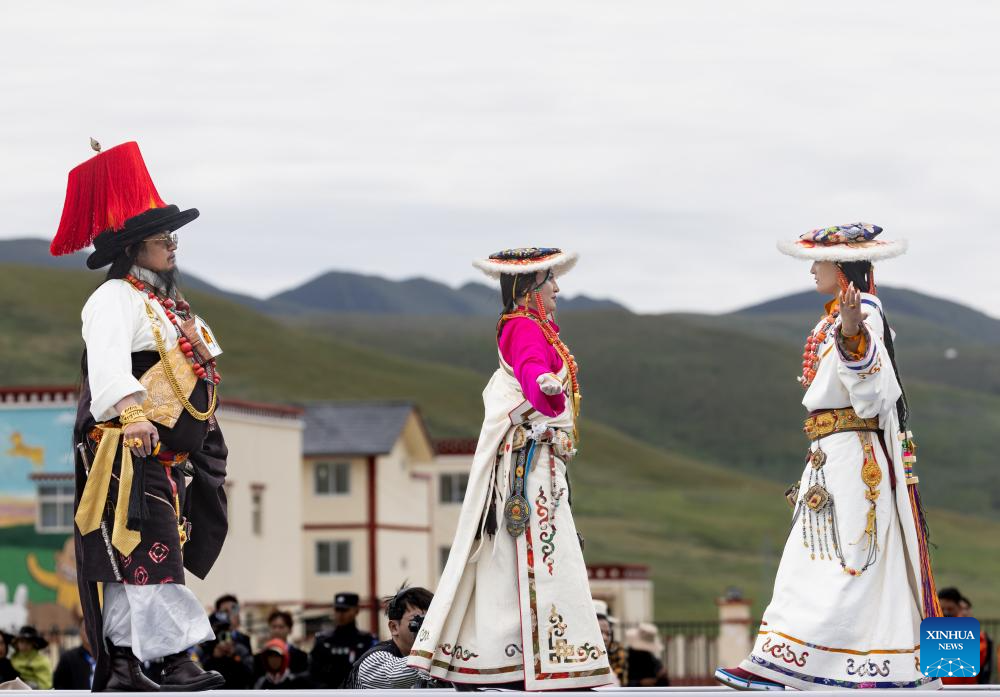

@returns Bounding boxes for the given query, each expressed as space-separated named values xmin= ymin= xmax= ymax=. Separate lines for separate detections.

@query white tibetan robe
xmin=741 ymin=293 xmax=939 ymax=690
xmin=408 ymin=359 xmax=611 ymax=690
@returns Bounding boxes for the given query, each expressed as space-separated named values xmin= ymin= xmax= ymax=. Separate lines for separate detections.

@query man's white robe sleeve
xmin=83 ymin=281 xmax=147 ymax=422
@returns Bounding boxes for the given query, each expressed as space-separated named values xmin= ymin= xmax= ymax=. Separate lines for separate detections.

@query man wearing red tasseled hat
xmin=52 ymin=140 xmax=229 ymax=691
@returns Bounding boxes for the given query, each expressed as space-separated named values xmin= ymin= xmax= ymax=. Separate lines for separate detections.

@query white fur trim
xmin=472 ymin=250 xmax=579 ymax=279
xmin=776 ymin=239 xmax=907 ymax=262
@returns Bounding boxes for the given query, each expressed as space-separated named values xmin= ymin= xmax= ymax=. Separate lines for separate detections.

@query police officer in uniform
xmin=309 ymin=593 xmax=376 ymax=689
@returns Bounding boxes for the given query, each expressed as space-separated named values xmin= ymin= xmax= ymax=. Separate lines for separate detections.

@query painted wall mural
xmin=0 ymin=402 xmax=78 ymax=631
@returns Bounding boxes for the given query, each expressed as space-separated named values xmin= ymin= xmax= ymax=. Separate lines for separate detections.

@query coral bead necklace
xmin=799 ymin=310 xmax=839 ymax=389
xmin=125 ymin=274 xmax=221 ymax=385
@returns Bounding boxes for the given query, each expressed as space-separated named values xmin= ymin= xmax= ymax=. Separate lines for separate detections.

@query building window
xmin=439 ymin=474 xmax=468 ymax=504
xmin=439 ymin=546 xmax=451 ymax=574
xmin=251 ymin=487 xmax=263 ymax=536
xmin=37 ymin=483 xmax=74 ymax=533
xmin=316 ymin=540 xmax=351 ymax=575
xmin=314 ymin=462 xmax=350 ymax=495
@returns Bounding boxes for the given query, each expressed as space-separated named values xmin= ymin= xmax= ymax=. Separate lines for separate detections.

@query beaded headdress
xmin=473 ymin=247 xmax=578 ymax=279
xmin=778 ymin=223 xmax=907 ymax=262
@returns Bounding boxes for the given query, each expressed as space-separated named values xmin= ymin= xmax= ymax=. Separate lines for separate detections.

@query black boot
xmin=160 ymin=651 xmax=225 ymax=691
xmin=105 ymin=645 xmax=160 ymax=692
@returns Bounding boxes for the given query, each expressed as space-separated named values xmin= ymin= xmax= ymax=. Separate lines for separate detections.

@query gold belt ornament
xmin=804 ymin=408 xmax=879 ymax=441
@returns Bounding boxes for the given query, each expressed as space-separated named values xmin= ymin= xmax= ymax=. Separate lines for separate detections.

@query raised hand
xmin=838 ymin=282 xmax=867 ymax=336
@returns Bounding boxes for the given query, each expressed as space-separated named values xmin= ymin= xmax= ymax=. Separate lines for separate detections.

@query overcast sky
xmin=1 ymin=1 xmax=997 ymax=315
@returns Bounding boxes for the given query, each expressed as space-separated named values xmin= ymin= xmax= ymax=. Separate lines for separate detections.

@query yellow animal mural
xmin=26 ymin=538 xmax=81 ymax=616
xmin=7 ymin=432 xmax=44 ymax=467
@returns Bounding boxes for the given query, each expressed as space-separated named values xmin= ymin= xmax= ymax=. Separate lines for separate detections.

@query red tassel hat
xmin=50 ymin=140 xmax=199 ymax=269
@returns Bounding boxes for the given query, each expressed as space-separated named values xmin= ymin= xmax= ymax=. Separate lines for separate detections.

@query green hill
xmin=2 ymin=264 xmax=999 ymax=619
xmin=286 ymin=306 xmax=1000 ymax=520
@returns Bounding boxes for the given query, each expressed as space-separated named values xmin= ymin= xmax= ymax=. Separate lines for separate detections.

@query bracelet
xmin=120 ymin=405 xmax=149 ymax=425
xmin=839 ymin=325 xmax=863 ymax=340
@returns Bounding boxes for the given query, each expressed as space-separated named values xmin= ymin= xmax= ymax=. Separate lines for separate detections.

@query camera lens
xmin=408 ymin=615 xmax=425 ymax=633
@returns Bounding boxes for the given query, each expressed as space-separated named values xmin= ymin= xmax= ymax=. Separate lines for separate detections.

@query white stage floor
xmin=8 ymin=687 xmax=1000 ymax=695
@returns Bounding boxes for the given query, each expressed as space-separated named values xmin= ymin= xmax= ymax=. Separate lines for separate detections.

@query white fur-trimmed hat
xmin=473 ymin=247 xmax=578 ymax=279
xmin=778 ymin=223 xmax=907 ymax=262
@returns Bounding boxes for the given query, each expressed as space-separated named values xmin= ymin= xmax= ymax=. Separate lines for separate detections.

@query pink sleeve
xmin=499 ymin=318 xmax=566 ymax=417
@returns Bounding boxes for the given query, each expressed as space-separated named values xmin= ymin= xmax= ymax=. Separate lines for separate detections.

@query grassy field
xmin=290 ymin=308 xmax=1000 ymax=520
xmin=2 ymin=265 xmax=999 ymax=619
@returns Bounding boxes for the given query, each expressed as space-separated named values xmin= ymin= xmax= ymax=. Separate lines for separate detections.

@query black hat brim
xmin=86 ymin=205 xmax=199 ymax=270
xmin=14 ymin=634 xmax=48 ymax=650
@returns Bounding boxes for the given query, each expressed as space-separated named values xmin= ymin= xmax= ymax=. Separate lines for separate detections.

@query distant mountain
xmin=0 ymin=238 xmax=91 ymax=269
xmin=0 ymin=238 xmax=260 ymax=307
xmin=269 ymin=271 xmax=625 ymax=316
xmin=0 ymin=238 xmax=626 ymax=316
xmin=737 ymin=287 xmax=1000 ymax=344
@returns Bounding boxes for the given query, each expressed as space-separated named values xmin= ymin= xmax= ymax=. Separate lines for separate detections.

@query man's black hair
xmin=215 ymin=594 xmax=239 ymax=611
xmin=268 ymin=609 xmax=293 ymax=628
xmin=383 ymin=586 xmax=433 ymax=621
xmin=937 ymin=587 xmax=963 ymax=604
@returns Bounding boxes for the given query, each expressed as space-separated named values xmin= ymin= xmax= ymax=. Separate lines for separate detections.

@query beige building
xmin=185 ymin=399 xmax=305 ymax=614
xmin=417 ymin=438 xmax=478 ymax=582
xmin=588 ymin=564 xmax=654 ymax=626
xmin=299 ymin=402 xmax=436 ymax=635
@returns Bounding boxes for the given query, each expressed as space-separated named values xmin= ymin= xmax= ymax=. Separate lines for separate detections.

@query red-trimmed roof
xmin=434 ymin=438 xmax=479 ymax=455
xmin=0 ymin=385 xmax=77 ymax=403
xmin=29 ymin=472 xmax=74 ymax=481
xmin=220 ymin=398 xmax=303 ymax=419
xmin=588 ymin=564 xmax=650 ymax=581
xmin=0 ymin=385 xmax=302 ymax=420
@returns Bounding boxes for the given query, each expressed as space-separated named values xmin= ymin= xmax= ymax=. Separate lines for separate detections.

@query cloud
xmin=0 ymin=0 xmax=997 ymax=315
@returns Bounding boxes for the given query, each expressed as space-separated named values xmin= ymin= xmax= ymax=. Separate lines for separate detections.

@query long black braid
xmin=836 ymin=261 xmax=909 ymax=430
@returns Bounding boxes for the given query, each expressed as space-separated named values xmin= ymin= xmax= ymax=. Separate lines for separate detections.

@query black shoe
xmin=160 ymin=651 xmax=225 ymax=691
xmin=105 ymin=645 xmax=161 ymax=692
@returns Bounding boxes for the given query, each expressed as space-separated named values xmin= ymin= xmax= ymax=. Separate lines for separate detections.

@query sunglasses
xmin=145 ymin=232 xmax=178 ymax=246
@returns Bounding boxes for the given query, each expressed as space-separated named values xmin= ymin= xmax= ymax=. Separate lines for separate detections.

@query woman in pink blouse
xmin=409 ymin=248 xmax=610 ymax=691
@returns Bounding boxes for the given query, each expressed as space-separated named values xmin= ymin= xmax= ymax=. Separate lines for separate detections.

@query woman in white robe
xmin=408 ymin=248 xmax=612 ymax=690
xmin=716 ymin=224 xmax=942 ymax=691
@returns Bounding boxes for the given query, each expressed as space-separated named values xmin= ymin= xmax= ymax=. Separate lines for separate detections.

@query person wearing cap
xmin=309 ymin=592 xmax=376 ymax=688
xmin=51 ymin=141 xmax=229 ymax=691
xmin=625 ymin=623 xmax=668 ymax=687
xmin=716 ymin=225 xmax=941 ymax=691
xmin=253 ymin=638 xmax=312 ymax=689
xmin=408 ymin=249 xmax=611 ymax=690
xmin=254 ymin=610 xmax=309 ymax=679
xmin=10 ymin=627 xmax=52 ymax=689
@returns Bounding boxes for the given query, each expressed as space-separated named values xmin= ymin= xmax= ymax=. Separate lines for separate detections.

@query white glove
xmin=536 ymin=373 xmax=563 ymax=396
